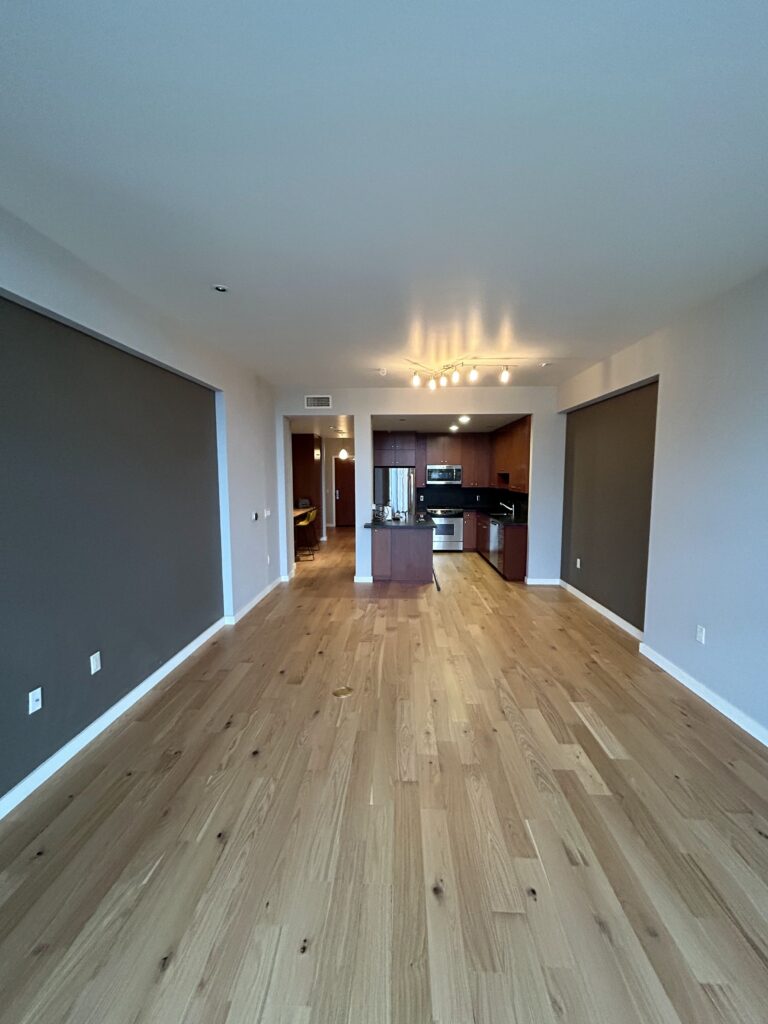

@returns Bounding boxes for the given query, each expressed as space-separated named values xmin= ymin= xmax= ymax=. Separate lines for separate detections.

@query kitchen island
xmin=365 ymin=516 xmax=435 ymax=583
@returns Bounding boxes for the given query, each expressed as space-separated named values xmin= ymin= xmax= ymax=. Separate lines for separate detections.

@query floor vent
xmin=305 ymin=394 xmax=332 ymax=409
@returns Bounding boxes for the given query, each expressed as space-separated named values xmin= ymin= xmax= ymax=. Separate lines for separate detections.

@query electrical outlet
xmin=90 ymin=651 xmax=101 ymax=675
xmin=264 ymin=508 xmax=271 ymax=518
xmin=576 ymin=557 xmax=581 ymax=569
xmin=696 ymin=625 xmax=706 ymax=645
xmin=28 ymin=688 xmax=42 ymax=715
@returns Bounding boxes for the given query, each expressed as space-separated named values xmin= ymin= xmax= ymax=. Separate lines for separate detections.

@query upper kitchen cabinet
xmin=491 ymin=416 xmax=531 ymax=492
xmin=374 ymin=431 xmax=416 ymax=468
xmin=426 ymin=433 xmax=462 ymax=465
xmin=415 ymin=434 xmax=427 ymax=487
xmin=461 ymin=433 xmax=491 ymax=487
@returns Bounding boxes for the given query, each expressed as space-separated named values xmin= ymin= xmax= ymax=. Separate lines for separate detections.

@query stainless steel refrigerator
xmin=373 ymin=466 xmax=415 ymax=518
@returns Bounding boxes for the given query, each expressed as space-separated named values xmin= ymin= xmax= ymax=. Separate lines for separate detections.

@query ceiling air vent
xmin=304 ymin=394 xmax=332 ymax=409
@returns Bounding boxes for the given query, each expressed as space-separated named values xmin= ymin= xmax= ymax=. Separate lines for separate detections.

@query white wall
xmin=559 ymin=269 xmax=768 ymax=737
xmin=0 ymin=207 xmax=281 ymax=618
xmin=275 ymin=387 xmax=566 ymax=582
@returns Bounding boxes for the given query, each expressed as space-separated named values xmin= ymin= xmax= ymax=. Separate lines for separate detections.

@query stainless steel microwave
xmin=426 ymin=464 xmax=462 ymax=485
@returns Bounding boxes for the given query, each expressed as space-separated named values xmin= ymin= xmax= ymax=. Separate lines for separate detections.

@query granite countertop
xmin=474 ymin=510 xmax=528 ymax=526
xmin=364 ymin=515 xmax=434 ymax=529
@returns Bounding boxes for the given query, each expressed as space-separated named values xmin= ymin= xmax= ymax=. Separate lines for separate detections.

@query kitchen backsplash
xmin=416 ymin=485 xmax=528 ymax=515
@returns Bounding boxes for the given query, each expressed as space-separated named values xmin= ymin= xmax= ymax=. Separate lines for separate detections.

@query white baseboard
xmin=222 ymin=575 xmax=283 ymax=625
xmin=525 ymin=578 xmax=561 ymax=586
xmin=559 ymin=580 xmax=644 ymax=640
xmin=639 ymin=643 xmax=768 ymax=750
xmin=0 ymin=618 xmax=226 ymax=823
xmin=354 ymin=575 xmax=374 ymax=583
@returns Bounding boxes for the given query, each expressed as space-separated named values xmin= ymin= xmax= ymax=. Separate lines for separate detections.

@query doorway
xmin=334 ymin=457 xmax=356 ymax=527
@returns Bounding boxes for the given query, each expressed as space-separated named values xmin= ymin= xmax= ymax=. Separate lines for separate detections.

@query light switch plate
xmin=696 ymin=625 xmax=706 ymax=645
xmin=90 ymin=651 xmax=101 ymax=675
xmin=28 ymin=688 xmax=42 ymax=715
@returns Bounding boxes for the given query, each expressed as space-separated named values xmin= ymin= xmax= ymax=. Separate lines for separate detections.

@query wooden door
xmin=334 ymin=458 xmax=356 ymax=526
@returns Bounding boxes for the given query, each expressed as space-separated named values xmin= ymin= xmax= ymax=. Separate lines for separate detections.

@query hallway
xmin=1 ymin=532 xmax=767 ymax=1023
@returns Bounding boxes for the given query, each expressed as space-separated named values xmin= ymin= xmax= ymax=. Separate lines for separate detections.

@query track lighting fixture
xmin=499 ymin=366 xmax=510 ymax=384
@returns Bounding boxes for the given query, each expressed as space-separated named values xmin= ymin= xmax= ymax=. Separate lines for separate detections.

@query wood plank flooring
xmin=1 ymin=527 xmax=767 ymax=1023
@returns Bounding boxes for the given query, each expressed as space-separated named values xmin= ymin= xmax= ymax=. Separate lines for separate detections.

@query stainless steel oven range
xmin=427 ymin=507 xmax=464 ymax=551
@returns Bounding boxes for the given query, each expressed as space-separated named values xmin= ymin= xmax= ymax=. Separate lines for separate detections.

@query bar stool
xmin=295 ymin=508 xmax=316 ymax=560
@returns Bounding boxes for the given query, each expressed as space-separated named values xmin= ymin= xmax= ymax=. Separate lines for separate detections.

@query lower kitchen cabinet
xmin=463 ymin=511 xmax=477 ymax=551
xmin=476 ymin=513 xmax=490 ymax=558
xmin=501 ymin=526 xmax=528 ymax=581
xmin=475 ymin=515 xmax=527 ymax=581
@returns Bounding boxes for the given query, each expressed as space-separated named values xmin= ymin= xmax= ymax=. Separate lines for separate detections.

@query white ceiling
xmin=2 ymin=3 xmax=768 ymax=390
xmin=289 ymin=415 xmax=353 ymax=438
xmin=372 ymin=414 xmax=523 ymax=434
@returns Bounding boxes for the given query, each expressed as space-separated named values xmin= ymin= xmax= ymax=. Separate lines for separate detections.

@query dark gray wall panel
xmin=0 ymin=297 xmax=222 ymax=795
xmin=561 ymin=382 xmax=658 ymax=630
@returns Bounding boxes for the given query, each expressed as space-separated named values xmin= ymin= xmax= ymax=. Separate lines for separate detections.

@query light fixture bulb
xmin=468 ymin=366 xmax=479 ymax=383
xmin=439 ymin=373 xmax=448 ymax=387
xmin=458 ymin=415 xmax=470 ymax=424
xmin=428 ymin=377 xmax=437 ymax=391
xmin=451 ymin=368 xmax=461 ymax=384
xmin=449 ymin=424 xmax=459 ymax=432
xmin=500 ymin=366 xmax=510 ymax=384
xmin=338 ymin=448 xmax=349 ymax=460
xmin=412 ymin=371 xmax=421 ymax=387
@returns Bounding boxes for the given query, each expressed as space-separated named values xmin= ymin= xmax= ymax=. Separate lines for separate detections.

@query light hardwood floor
xmin=1 ymin=528 xmax=767 ymax=1023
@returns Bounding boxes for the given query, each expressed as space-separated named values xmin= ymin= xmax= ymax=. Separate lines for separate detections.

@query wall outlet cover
xmin=90 ymin=651 xmax=102 ymax=674
xmin=696 ymin=625 xmax=706 ymax=645
xmin=28 ymin=687 xmax=43 ymax=714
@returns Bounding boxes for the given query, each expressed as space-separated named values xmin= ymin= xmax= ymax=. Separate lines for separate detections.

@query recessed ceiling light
xmin=449 ymin=424 xmax=459 ymax=432
xmin=458 ymin=415 xmax=471 ymax=424
xmin=212 ymin=284 xmax=228 ymax=293
xmin=379 ymin=367 xmax=388 ymax=376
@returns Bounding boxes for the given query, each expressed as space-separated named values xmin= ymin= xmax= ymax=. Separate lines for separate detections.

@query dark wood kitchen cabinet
xmin=426 ymin=433 xmax=462 ymax=465
xmin=374 ymin=431 xmax=416 ymax=468
xmin=463 ymin=510 xmax=477 ymax=551
xmin=476 ymin=513 xmax=490 ymax=558
xmin=462 ymin=433 xmax=491 ymax=487
xmin=415 ymin=435 xmax=427 ymax=487
xmin=502 ymin=526 xmax=528 ymax=581
xmin=491 ymin=416 xmax=531 ymax=492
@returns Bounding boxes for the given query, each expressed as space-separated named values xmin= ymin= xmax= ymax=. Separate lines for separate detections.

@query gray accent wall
xmin=561 ymin=382 xmax=658 ymax=629
xmin=0 ymin=297 xmax=223 ymax=796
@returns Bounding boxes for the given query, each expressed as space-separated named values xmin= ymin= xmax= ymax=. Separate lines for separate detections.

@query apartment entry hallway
xmin=1 ymin=533 xmax=767 ymax=1024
